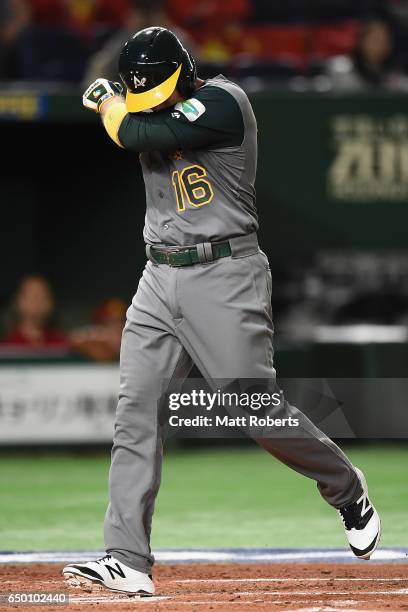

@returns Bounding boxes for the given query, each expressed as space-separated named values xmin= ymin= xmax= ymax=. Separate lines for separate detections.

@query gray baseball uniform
xmin=103 ymin=76 xmax=361 ymax=574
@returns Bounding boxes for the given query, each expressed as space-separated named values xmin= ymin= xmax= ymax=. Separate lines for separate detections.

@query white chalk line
xmin=69 ymin=602 xmax=357 ymax=608
xmin=1 ymin=548 xmax=407 ymax=564
xmin=173 ymin=603 xmax=361 ymax=610
xmin=284 ymin=608 xmax=358 ymax=612
xmin=149 ymin=604 xmax=356 ymax=609
xmin=7 ymin=577 xmax=408 ymax=585
xmin=229 ymin=589 xmax=408 ymax=596
xmin=68 ymin=596 xmax=170 ymax=604
xmin=64 ymin=598 xmax=356 ymax=608
xmin=173 ymin=577 xmax=408 ymax=584
xmin=65 ymin=588 xmax=408 ymax=603
xmin=291 ymin=609 xmax=360 ymax=612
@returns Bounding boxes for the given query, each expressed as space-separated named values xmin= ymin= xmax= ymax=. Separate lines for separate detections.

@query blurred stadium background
xmin=0 ymin=0 xmax=407 ymax=553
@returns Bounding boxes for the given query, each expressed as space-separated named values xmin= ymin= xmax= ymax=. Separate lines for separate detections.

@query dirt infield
xmin=1 ymin=563 xmax=407 ymax=611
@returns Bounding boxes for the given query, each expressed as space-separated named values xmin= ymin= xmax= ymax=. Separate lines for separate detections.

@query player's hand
xmin=82 ymin=78 xmax=123 ymax=113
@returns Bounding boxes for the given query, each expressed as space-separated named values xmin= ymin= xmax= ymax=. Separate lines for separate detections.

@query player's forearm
xmin=82 ymin=80 xmax=127 ymax=148
xmin=100 ymin=97 xmax=179 ymax=153
xmin=117 ymin=113 xmax=180 ymax=153
xmin=82 ymin=78 xmax=180 ymax=152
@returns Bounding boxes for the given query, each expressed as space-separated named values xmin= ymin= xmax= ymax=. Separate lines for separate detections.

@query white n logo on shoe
xmin=357 ymin=492 xmax=372 ymax=517
xmin=105 ymin=562 xmax=126 ymax=579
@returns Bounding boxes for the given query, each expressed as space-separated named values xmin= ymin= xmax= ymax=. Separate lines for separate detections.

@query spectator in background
xmin=166 ymin=0 xmax=250 ymax=64
xmin=325 ymin=18 xmax=408 ymax=90
xmin=70 ymin=298 xmax=127 ymax=362
xmin=83 ymin=0 xmax=194 ymax=85
xmin=2 ymin=0 xmax=130 ymax=82
xmin=165 ymin=0 xmax=250 ymax=29
xmin=0 ymin=0 xmax=30 ymax=78
xmin=26 ymin=0 xmax=129 ymax=38
xmin=0 ymin=0 xmax=88 ymax=82
xmin=386 ymin=0 xmax=408 ymax=70
xmin=1 ymin=275 xmax=69 ymax=350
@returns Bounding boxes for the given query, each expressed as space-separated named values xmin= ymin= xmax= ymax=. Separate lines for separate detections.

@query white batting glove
xmin=82 ymin=78 xmax=123 ymax=113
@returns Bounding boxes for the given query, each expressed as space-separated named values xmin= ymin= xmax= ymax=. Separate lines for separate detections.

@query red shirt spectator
xmin=70 ymin=297 xmax=127 ymax=362
xmin=1 ymin=275 xmax=70 ymax=350
xmin=4 ymin=326 xmax=68 ymax=348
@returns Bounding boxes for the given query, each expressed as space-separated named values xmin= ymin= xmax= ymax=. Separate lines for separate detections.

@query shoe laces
xmin=97 ymin=554 xmax=112 ymax=564
xmin=339 ymin=491 xmax=372 ymax=530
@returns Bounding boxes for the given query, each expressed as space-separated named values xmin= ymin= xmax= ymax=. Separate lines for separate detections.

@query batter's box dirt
xmin=0 ymin=563 xmax=407 ymax=611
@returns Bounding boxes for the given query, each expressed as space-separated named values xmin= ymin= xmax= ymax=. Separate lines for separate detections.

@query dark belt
xmin=148 ymin=241 xmax=232 ymax=267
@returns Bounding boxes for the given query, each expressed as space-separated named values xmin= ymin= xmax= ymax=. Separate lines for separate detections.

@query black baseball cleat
xmin=338 ymin=467 xmax=381 ymax=560
xmin=62 ymin=554 xmax=154 ymax=595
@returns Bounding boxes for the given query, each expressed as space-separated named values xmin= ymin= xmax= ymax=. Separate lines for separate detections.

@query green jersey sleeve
xmin=117 ymin=85 xmax=244 ymax=153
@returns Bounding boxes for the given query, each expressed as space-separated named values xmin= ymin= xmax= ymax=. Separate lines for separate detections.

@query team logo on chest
xmin=133 ymin=76 xmax=147 ymax=88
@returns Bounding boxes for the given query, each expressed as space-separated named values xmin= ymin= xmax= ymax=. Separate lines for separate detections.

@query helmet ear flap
xmin=186 ymin=51 xmax=197 ymax=80
xmin=177 ymin=50 xmax=197 ymax=99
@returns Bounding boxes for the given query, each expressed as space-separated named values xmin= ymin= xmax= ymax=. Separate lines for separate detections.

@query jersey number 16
xmin=172 ymin=164 xmax=214 ymax=212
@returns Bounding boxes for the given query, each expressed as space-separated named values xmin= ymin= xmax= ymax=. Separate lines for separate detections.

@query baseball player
xmin=63 ymin=28 xmax=381 ymax=596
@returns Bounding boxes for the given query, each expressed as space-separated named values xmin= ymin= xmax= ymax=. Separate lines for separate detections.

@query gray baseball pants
xmin=104 ymin=233 xmax=361 ymax=574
